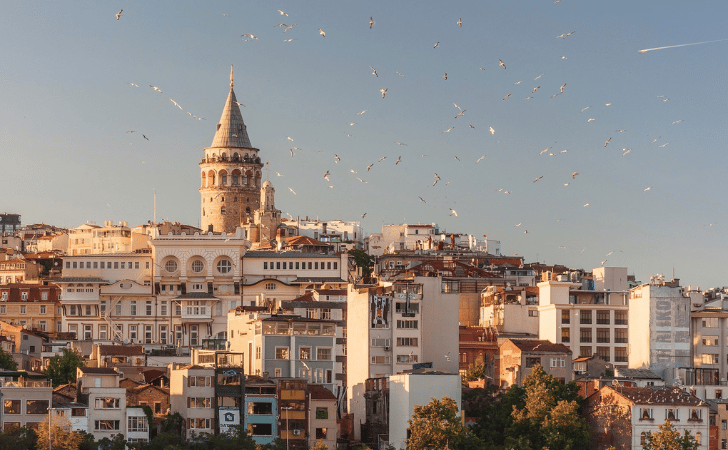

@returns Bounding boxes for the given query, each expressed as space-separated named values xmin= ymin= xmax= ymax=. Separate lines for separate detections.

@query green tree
xmin=406 ymin=396 xmax=469 ymax=450
xmin=188 ymin=425 xmax=257 ymax=450
xmin=462 ymin=360 xmax=485 ymax=382
xmin=504 ymin=364 xmax=590 ymax=450
xmin=45 ymin=348 xmax=85 ymax=386
xmin=0 ymin=348 xmax=17 ymax=371
xmin=348 ymin=249 xmax=374 ymax=278
xmin=643 ymin=420 xmax=699 ymax=450
xmin=36 ymin=414 xmax=84 ymax=450
xmin=0 ymin=426 xmax=37 ymax=450
xmin=310 ymin=439 xmax=328 ymax=450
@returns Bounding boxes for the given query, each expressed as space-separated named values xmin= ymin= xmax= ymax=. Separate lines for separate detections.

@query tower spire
xmin=230 ymin=64 xmax=234 ymax=87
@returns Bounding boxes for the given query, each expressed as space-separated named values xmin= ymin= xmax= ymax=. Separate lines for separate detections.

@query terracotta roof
xmin=245 ymin=251 xmax=339 ymax=258
xmin=504 ymin=339 xmax=572 ymax=354
xmin=291 ymin=292 xmax=315 ymax=302
xmin=98 ymin=345 xmax=144 ymax=356
xmin=79 ymin=367 xmax=119 ymax=375
xmin=599 ymin=385 xmax=705 ymax=406
xmin=285 ymin=236 xmax=329 ymax=247
xmin=0 ymin=284 xmax=60 ymax=302
xmin=143 ymin=369 xmax=168 ymax=384
xmin=309 ymin=384 xmax=337 ymax=400
xmin=292 ymin=277 xmax=347 ymax=283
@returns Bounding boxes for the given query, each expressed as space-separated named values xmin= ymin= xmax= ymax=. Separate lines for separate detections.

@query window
xmin=580 ymin=328 xmax=592 ymax=343
xmin=0 ymin=306 xmax=4 ymax=314
xmin=115 ymin=303 xmax=122 ymax=315
xmin=128 ymin=416 xmax=148 ymax=432
xmin=165 ymin=260 xmax=178 ymax=273
xmin=717 ymin=390 xmax=723 ymax=399
xmin=188 ymin=376 xmax=211 ymax=387
xmin=550 ymin=357 xmax=565 ymax=368
xmin=300 ymin=347 xmax=311 ymax=360
xmin=614 ymin=328 xmax=628 ymax=343
xmin=666 ymin=408 xmax=678 ymax=421
xmin=160 ymin=301 xmax=168 ymax=316
xmin=95 ymin=420 xmax=120 ymax=431
xmin=397 ymin=354 xmax=418 ymax=363
xmin=20 ymin=305 xmax=26 ymax=314
xmin=371 ymin=338 xmax=390 ymax=347
xmin=579 ymin=346 xmax=592 ymax=358
xmin=129 ymin=325 xmax=138 ymax=342
xmin=528 ymin=309 xmax=538 ymax=317
xmin=395 ymin=302 xmax=419 ymax=314
xmin=130 ymin=301 xmax=137 ymax=316
xmin=397 ymin=337 xmax=418 ymax=346
xmin=580 ymin=310 xmax=592 ymax=324
xmin=590 ymin=309 xmax=608 ymax=325
xmin=276 ymin=347 xmax=289 ymax=360
xmin=641 ymin=432 xmax=647 ymax=445
xmin=145 ymin=325 xmax=153 ymax=344
xmin=317 ymin=348 xmax=331 ymax=360
xmin=596 ymin=328 xmax=610 ymax=343
xmin=525 ymin=357 xmax=540 ymax=368
xmin=561 ymin=328 xmax=570 ymax=343
xmin=265 ymin=283 xmax=276 ymax=290
xmin=186 ymin=398 xmax=212 ymax=408
xmin=371 ymin=356 xmax=390 ymax=364
xmin=95 ymin=398 xmax=120 ymax=409
xmin=159 ymin=325 xmax=168 ymax=344
xmin=722 ymin=419 xmax=727 ymax=430
xmin=614 ymin=310 xmax=627 ymax=325
xmin=316 ymin=407 xmax=328 ymax=420
xmin=703 ymin=318 xmax=718 ymax=328
xmin=99 ymin=325 xmax=107 ymax=340
xmin=614 ymin=347 xmax=628 ymax=363
xmin=596 ymin=346 xmax=610 ymax=362
xmin=702 ymin=354 xmax=719 ymax=364
xmin=146 ymin=301 xmax=152 ymax=316
xmin=191 ymin=260 xmax=204 ymax=273
xmin=217 ymin=259 xmax=232 ymax=274
xmin=703 ymin=336 xmax=719 ymax=346
xmin=0 ymin=292 xmax=6 ymax=301
xmin=690 ymin=409 xmax=702 ymax=421
xmin=640 ymin=408 xmax=653 ymax=420
xmin=248 ymin=402 xmax=273 ymax=415
xmin=3 ymin=400 xmax=20 ymax=414
xmin=396 ymin=320 xmax=418 ymax=329
xmin=190 ymin=324 xmax=198 ymax=346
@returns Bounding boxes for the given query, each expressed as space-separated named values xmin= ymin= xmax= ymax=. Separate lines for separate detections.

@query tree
xmin=348 ymin=249 xmax=374 ymax=278
xmin=643 ymin=420 xmax=699 ymax=450
xmin=36 ymin=414 xmax=84 ymax=450
xmin=462 ymin=360 xmax=485 ymax=382
xmin=407 ymin=396 xmax=469 ymax=450
xmin=310 ymin=439 xmax=328 ymax=450
xmin=45 ymin=348 xmax=85 ymax=386
xmin=504 ymin=364 xmax=590 ymax=450
xmin=0 ymin=348 xmax=17 ymax=371
xmin=0 ymin=426 xmax=37 ymax=450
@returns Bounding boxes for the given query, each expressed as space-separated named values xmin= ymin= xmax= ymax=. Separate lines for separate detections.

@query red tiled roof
xmin=596 ymin=385 xmax=705 ymax=406
xmin=309 ymin=384 xmax=336 ymax=400
xmin=98 ymin=345 xmax=144 ymax=356
xmin=285 ymin=236 xmax=328 ymax=246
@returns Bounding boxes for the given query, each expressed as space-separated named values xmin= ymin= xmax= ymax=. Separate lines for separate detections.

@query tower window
xmin=233 ymin=174 xmax=239 ymax=185
xmin=221 ymin=207 xmax=226 ymax=215
xmin=221 ymin=174 xmax=227 ymax=185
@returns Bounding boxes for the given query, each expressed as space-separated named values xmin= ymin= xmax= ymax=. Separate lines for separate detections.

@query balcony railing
xmin=0 ymin=380 xmax=51 ymax=388
xmin=181 ymin=306 xmax=211 ymax=319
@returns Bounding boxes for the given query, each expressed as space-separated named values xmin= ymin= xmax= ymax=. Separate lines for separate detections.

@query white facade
xmin=366 ymin=223 xmax=487 ymax=256
xmin=295 ymin=219 xmax=364 ymax=251
xmin=388 ymin=372 xmax=462 ymax=450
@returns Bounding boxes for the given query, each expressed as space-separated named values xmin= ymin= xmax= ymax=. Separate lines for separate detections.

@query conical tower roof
xmin=210 ymin=67 xmax=252 ymax=148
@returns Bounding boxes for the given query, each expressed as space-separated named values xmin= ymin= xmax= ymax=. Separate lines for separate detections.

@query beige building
xmin=308 ymin=385 xmax=338 ymax=449
xmin=76 ymin=367 xmax=129 ymax=441
xmin=0 ymin=283 xmax=62 ymax=333
xmin=0 ymin=373 xmax=52 ymax=430
xmin=200 ymin=66 xmax=264 ymax=233
xmin=498 ymin=339 xmax=573 ymax=387
xmin=170 ymin=364 xmax=216 ymax=440
xmin=68 ymin=221 xmax=132 ymax=255
xmin=0 ymin=257 xmax=40 ymax=285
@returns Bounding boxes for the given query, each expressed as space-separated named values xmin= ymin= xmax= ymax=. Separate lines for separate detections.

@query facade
xmin=629 ymin=279 xmax=698 ymax=384
xmin=277 ymin=378 xmax=309 ymax=450
xmin=584 ymin=385 xmax=709 ymax=450
xmin=498 ymin=339 xmax=573 ymax=387
xmin=308 ymin=384 xmax=338 ymax=449
xmin=295 ymin=218 xmax=364 ymax=252
xmin=76 ymin=367 xmax=129 ymax=441
xmin=366 ymin=223 xmax=487 ymax=257
xmin=244 ymin=375 xmax=278 ymax=446
xmin=0 ymin=372 xmax=52 ymax=430
xmin=0 ymin=283 xmax=61 ymax=332
xmin=480 ymin=285 xmax=540 ymax=334
xmin=170 ymin=364 xmax=216 ymax=440
xmin=67 ymin=221 xmax=132 ymax=255
xmin=387 ymin=371 xmax=462 ymax=450
xmin=538 ymin=267 xmax=631 ymax=368
xmin=200 ymin=67 xmax=264 ymax=233
xmin=0 ymin=257 xmax=41 ymax=285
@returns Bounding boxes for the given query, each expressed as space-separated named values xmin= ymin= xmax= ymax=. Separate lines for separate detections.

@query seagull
xmin=334 ymin=154 xmax=340 ymax=163
xmin=233 ymin=101 xmax=245 ymax=107
xmin=150 ymin=85 xmax=162 ymax=93
xmin=534 ymin=74 xmax=543 ymax=81
xmin=672 ymin=120 xmax=682 ymax=125
xmin=622 ymin=149 xmax=631 ymax=156
xmin=587 ymin=118 xmax=596 ymax=123
xmin=560 ymin=83 xmax=566 ymax=94
xmin=419 ymin=196 xmax=426 ymax=203
xmin=499 ymin=59 xmax=506 ymax=69
xmin=583 ymin=203 xmax=590 ymax=207
xmin=503 ymin=94 xmax=511 ymax=100
xmin=323 ymin=170 xmax=330 ymax=181
xmin=560 ymin=149 xmax=568 ymax=153
xmin=454 ymin=109 xmax=465 ymax=118
xmin=605 ymin=103 xmax=612 ymax=106
xmin=284 ymin=24 xmax=297 ymax=32
xmin=380 ymin=88 xmax=388 ymax=99
xmin=604 ymin=137 xmax=611 ymax=147
xmin=369 ymin=66 xmax=378 ymax=77
xmin=369 ymin=16 xmax=375 ymax=29
xmin=143 ymin=134 xmax=149 ymax=140
xmin=514 ymin=223 xmax=522 ymax=227
xmin=469 ymin=124 xmax=475 ymax=128
xmin=126 ymin=130 xmax=135 ymax=133
xmin=318 ymin=28 xmax=326 ymax=37
xmin=533 ymin=176 xmax=543 ymax=183
xmin=524 ymin=230 xmax=528 ymax=234
xmin=652 ymin=136 xmax=661 ymax=144
xmin=434 ymin=42 xmax=440 ymax=48
xmin=563 ymin=183 xmax=570 ymax=186
xmin=396 ymin=71 xmax=405 ymax=76
xmin=561 ymin=55 xmax=568 ymax=59
xmin=489 ymin=126 xmax=495 ymax=135
xmin=434 ymin=173 xmax=441 ymax=180
xmin=276 ymin=172 xmax=283 ymax=177
xmin=277 ymin=9 xmax=288 ymax=16
xmin=449 ymin=208 xmax=458 ymax=217
xmin=350 ymin=169 xmax=357 ymax=174
xmin=454 ymin=156 xmax=460 ymax=161
xmin=357 ymin=110 xmax=367 ymax=115
xmin=395 ymin=142 xmax=407 ymax=146
xmin=659 ymin=143 xmax=669 ymax=148
xmin=601 ymin=260 xmax=607 ymax=266
xmin=361 ymin=213 xmax=367 ymax=218
xmin=540 ymin=147 xmax=552 ymax=155
xmin=241 ymin=34 xmax=258 ymax=40
xmin=129 ymin=83 xmax=138 ymax=87
xmin=275 ymin=23 xmax=288 ymax=28
xmin=572 ymin=172 xmax=579 ymax=179
xmin=378 ymin=156 xmax=387 ymax=162
xmin=367 ymin=163 xmax=374 ymax=172
xmin=457 ymin=18 xmax=462 ymax=27
xmin=581 ymin=106 xmax=591 ymax=112
xmin=395 ymin=156 xmax=402 ymax=165
xmin=515 ymin=81 xmax=522 ymax=84
xmin=170 ymin=99 xmax=183 ymax=110
xmin=290 ymin=149 xmax=295 ymax=157
xmin=615 ymin=129 xmax=625 ymax=133
xmin=443 ymin=73 xmax=448 ymax=80
xmin=476 ymin=155 xmax=485 ymax=163
xmin=349 ymin=122 xmax=355 ymax=126
xmin=288 ymin=187 xmax=296 ymax=195
xmin=442 ymin=127 xmax=454 ymax=133
xmin=116 ymin=9 xmax=123 ymax=20
xmin=532 ymin=86 xmax=540 ymax=93
xmin=356 ymin=177 xmax=367 ymax=183
xmin=282 ymin=38 xmax=297 ymax=42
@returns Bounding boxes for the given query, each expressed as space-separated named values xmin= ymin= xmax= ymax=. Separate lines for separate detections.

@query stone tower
xmin=200 ymin=66 xmax=264 ymax=233
xmin=253 ymin=179 xmax=282 ymax=246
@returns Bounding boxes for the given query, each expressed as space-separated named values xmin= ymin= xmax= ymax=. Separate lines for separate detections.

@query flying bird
xmin=361 ymin=213 xmax=367 ymax=218
xmin=395 ymin=156 xmax=402 ymax=165
xmin=638 ymin=38 xmax=728 ymax=53
xmin=659 ymin=143 xmax=669 ymax=148
xmin=540 ymin=147 xmax=552 ymax=155
xmin=561 ymin=55 xmax=568 ymax=59
xmin=454 ymin=109 xmax=465 ymax=118
xmin=395 ymin=142 xmax=407 ymax=146
xmin=241 ymin=34 xmax=258 ymax=40
xmin=581 ymin=106 xmax=591 ymax=112
xmin=652 ymin=136 xmax=661 ymax=144
xmin=323 ymin=171 xmax=330 ymax=181
xmin=380 ymin=88 xmax=388 ymax=99
xmin=503 ymin=93 xmax=511 ymax=100
xmin=532 ymin=86 xmax=540 ymax=93
xmin=622 ymin=149 xmax=631 ymax=156
xmin=369 ymin=16 xmax=374 ymax=29
xmin=334 ymin=154 xmax=340 ymax=163
xmin=367 ymin=163 xmax=374 ymax=172
xmin=233 ymin=101 xmax=245 ymax=107
xmin=443 ymin=73 xmax=448 ymax=80
xmin=150 ymin=85 xmax=162 ymax=93
xmin=318 ymin=28 xmax=326 ymax=37
xmin=378 ymin=156 xmax=387 ymax=162
xmin=170 ymin=99 xmax=183 ymax=110
xmin=396 ymin=71 xmax=405 ymax=77
xmin=457 ymin=18 xmax=462 ymax=27
xmin=560 ymin=83 xmax=566 ymax=93
xmin=357 ymin=110 xmax=367 ymax=115
xmin=534 ymin=74 xmax=543 ymax=81
xmin=276 ymin=172 xmax=283 ymax=177
xmin=369 ymin=66 xmax=378 ymax=77
xmin=419 ymin=196 xmax=426 ymax=203
xmin=489 ymin=126 xmax=495 ymax=135
xmin=356 ymin=177 xmax=367 ymax=183
xmin=442 ymin=127 xmax=454 ymax=133
xmin=469 ymin=124 xmax=475 ymax=128
xmin=499 ymin=59 xmax=506 ymax=69
xmin=288 ymin=187 xmax=296 ymax=195
xmin=434 ymin=42 xmax=440 ymax=48
xmin=116 ymin=9 xmax=122 ymax=20
xmin=583 ymin=203 xmax=590 ymax=207
xmin=284 ymin=24 xmax=296 ymax=32
xmin=434 ymin=173 xmax=441 ymax=180
xmin=476 ymin=155 xmax=485 ymax=163
xmin=129 ymin=83 xmax=138 ymax=87
xmin=277 ymin=9 xmax=288 ymax=16
xmin=449 ymin=208 xmax=458 ymax=217
xmin=587 ymin=118 xmax=596 ymax=123
xmin=604 ymin=137 xmax=611 ymax=147
xmin=143 ymin=134 xmax=149 ymax=141
xmin=572 ymin=172 xmax=579 ymax=179
xmin=533 ymin=176 xmax=543 ymax=183
xmin=515 ymin=223 xmax=522 ymax=227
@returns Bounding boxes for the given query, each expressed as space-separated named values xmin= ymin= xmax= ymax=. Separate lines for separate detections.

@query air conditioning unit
xmin=384 ymin=346 xmax=390 ymax=351
xmin=292 ymin=429 xmax=301 ymax=436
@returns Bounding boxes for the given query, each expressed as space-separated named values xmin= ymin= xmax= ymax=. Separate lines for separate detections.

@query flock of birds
xmin=111 ymin=6 xmax=699 ymax=266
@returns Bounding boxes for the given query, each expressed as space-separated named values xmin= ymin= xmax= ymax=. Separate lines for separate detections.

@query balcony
xmin=181 ymin=306 xmax=211 ymax=320
xmin=0 ymin=380 xmax=51 ymax=388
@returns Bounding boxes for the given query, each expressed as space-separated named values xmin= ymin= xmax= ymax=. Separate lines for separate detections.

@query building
xmin=0 ymin=257 xmax=41 ymax=285
xmin=0 ymin=283 xmax=61 ymax=333
xmin=498 ymin=339 xmax=573 ymax=387
xmin=277 ymin=378 xmax=309 ymax=450
xmin=387 ymin=370 xmax=462 ymax=450
xmin=294 ymin=218 xmax=364 ymax=252
xmin=584 ymin=385 xmax=709 ymax=450
xmin=366 ymin=223 xmax=487 ymax=257
xmin=67 ymin=221 xmax=133 ymax=255
xmin=537 ymin=267 xmax=630 ymax=368
xmin=480 ymin=285 xmax=540 ymax=334
xmin=0 ymin=371 xmax=52 ymax=430
xmin=200 ymin=66 xmax=264 ymax=234
xmin=244 ymin=375 xmax=278 ymax=446
xmin=308 ymin=384 xmax=338 ymax=449
xmin=629 ymin=277 xmax=698 ymax=384
xmin=76 ymin=366 xmax=129 ymax=441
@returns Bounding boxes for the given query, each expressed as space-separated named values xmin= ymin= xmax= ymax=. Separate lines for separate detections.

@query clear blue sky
xmin=2 ymin=1 xmax=727 ymax=289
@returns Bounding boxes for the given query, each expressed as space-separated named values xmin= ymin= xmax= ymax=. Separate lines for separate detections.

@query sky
xmin=2 ymin=1 xmax=727 ymax=289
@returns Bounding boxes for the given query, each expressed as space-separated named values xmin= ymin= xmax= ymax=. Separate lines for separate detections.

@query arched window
xmin=221 ymin=173 xmax=227 ymax=185
xmin=221 ymin=207 xmax=226 ymax=215
xmin=191 ymin=260 xmax=204 ymax=273
xmin=217 ymin=259 xmax=232 ymax=274
xmin=246 ymin=207 xmax=251 ymax=216
xmin=232 ymin=174 xmax=239 ymax=185
xmin=165 ymin=260 xmax=178 ymax=273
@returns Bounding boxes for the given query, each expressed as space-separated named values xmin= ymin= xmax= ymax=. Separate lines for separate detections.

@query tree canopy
xmin=406 ymin=396 xmax=468 ymax=450
xmin=643 ymin=420 xmax=699 ymax=450
xmin=45 ymin=348 xmax=85 ymax=386
xmin=0 ymin=348 xmax=17 ymax=371
xmin=348 ymin=249 xmax=374 ymax=278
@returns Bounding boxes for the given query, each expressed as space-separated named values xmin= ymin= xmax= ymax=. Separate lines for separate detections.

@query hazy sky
xmin=2 ymin=1 xmax=727 ymax=289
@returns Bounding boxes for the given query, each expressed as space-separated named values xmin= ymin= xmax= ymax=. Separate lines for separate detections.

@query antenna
xmin=153 ymin=189 xmax=156 ymax=224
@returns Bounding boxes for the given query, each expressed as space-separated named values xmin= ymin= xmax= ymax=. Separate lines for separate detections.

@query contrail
xmin=638 ymin=38 xmax=728 ymax=53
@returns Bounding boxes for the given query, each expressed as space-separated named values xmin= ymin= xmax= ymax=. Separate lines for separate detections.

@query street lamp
xmin=282 ymin=406 xmax=293 ymax=450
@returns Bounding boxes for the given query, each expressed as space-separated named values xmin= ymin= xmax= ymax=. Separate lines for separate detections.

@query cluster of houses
xmin=2 ymin=71 xmax=728 ymax=450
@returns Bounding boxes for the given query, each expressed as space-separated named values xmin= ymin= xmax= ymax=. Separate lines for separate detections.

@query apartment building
xmin=499 ymin=339 xmax=573 ymax=387
xmin=0 ymin=371 xmax=52 ymax=430
xmin=0 ymin=257 xmax=40 ymax=285
xmin=76 ymin=367 xmax=134 ymax=441
xmin=0 ymin=283 xmax=61 ymax=332
xmin=244 ymin=375 xmax=278 ymax=446
xmin=67 ymin=221 xmax=133 ymax=256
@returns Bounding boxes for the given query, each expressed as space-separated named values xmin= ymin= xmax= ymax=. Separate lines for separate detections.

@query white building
xmin=76 ymin=367 xmax=132 ymax=441
xmin=294 ymin=218 xmax=363 ymax=252
xmin=387 ymin=371 xmax=462 ymax=450
xmin=366 ymin=223 xmax=487 ymax=257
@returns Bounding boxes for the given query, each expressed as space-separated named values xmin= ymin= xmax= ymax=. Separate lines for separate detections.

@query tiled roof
xmin=79 ymin=367 xmax=118 ymax=375
xmin=245 ymin=251 xmax=339 ymax=258
xmin=605 ymin=386 xmax=705 ymax=406
xmin=98 ymin=345 xmax=144 ymax=356
xmin=55 ymin=277 xmax=108 ymax=283
xmin=284 ymin=236 xmax=329 ymax=246
xmin=293 ymin=277 xmax=347 ymax=284
xmin=309 ymin=384 xmax=336 ymax=400
xmin=505 ymin=339 xmax=572 ymax=354
xmin=210 ymin=86 xmax=252 ymax=148
xmin=143 ymin=369 xmax=168 ymax=384
xmin=174 ymin=292 xmax=219 ymax=299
